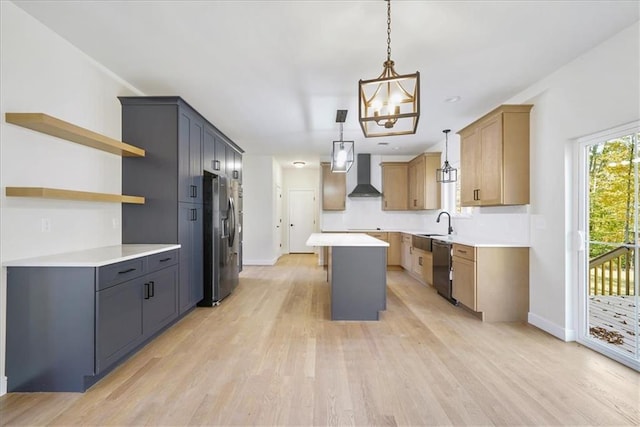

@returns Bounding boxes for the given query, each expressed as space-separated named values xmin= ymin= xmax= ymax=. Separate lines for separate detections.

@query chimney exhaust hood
xmin=348 ymin=153 xmax=382 ymax=198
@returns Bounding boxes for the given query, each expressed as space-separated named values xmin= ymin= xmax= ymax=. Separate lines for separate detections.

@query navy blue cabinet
xmin=6 ymin=248 xmax=179 ymax=392
xmin=178 ymin=202 xmax=203 ymax=312
xmin=120 ymin=96 xmax=242 ymax=314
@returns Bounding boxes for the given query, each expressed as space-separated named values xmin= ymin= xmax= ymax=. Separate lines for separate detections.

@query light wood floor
xmin=1 ymin=254 xmax=639 ymax=426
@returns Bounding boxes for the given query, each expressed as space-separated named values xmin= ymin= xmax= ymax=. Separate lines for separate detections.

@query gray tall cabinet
xmin=119 ymin=96 xmax=243 ymax=314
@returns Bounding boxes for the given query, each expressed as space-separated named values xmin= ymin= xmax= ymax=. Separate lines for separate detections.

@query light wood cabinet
xmin=422 ymin=251 xmax=433 ymax=286
xmin=458 ymin=104 xmax=533 ymax=206
xmin=451 ymin=243 xmax=529 ymax=321
xmin=408 ymin=153 xmax=441 ymax=210
xmin=412 ymin=247 xmax=427 ymax=277
xmin=381 ymin=162 xmax=408 ymax=210
xmin=400 ymin=233 xmax=412 ymax=271
xmin=321 ymin=162 xmax=346 ymax=210
xmin=364 ymin=231 xmax=400 ymax=266
xmin=387 ymin=232 xmax=401 ymax=266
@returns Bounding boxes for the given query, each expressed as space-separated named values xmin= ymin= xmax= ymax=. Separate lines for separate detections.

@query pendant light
xmin=331 ymin=110 xmax=354 ymax=173
xmin=358 ymin=0 xmax=420 ymax=138
xmin=436 ymin=129 xmax=457 ymax=183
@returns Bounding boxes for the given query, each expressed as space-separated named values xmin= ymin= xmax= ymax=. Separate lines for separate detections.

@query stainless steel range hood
xmin=348 ymin=153 xmax=382 ymax=197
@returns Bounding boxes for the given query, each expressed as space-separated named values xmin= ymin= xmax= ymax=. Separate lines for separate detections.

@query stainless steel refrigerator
xmin=200 ymin=171 xmax=239 ymax=306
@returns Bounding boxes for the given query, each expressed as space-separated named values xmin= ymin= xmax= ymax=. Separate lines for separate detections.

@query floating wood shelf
xmin=5 ymin=112 xmax=145 ymax=157
xmin=6 ymin=187 xmax=145 ymax=204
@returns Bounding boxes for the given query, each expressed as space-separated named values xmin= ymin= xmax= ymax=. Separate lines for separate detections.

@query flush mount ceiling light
xmin=358 ymin=0 xmax=420 ymax=138
xmin=293 ymin=161 xmax=306 ymax=168
xmin=331 ymin=109 xmax=354 ymax=173
xmin=436 ymin=129 xmax=457 ymax=183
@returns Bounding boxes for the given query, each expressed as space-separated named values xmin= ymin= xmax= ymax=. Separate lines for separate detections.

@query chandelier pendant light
xmin=331 ymin=109 xmax=354 ymax=173
xmin=436 ymin=129 xmax=457 ymax=183
xmin=359 ymin=0 xmax=420 ymax=138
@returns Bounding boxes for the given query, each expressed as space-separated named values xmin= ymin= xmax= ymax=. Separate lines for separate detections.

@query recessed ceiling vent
xmin=348 ymin=153 xmax=382 ymax=198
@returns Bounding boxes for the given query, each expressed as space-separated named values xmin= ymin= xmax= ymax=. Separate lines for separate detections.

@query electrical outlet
xmin=41 ymin=218 xmax=51 ymax=232
xmin=112 ymin=218 xmax=120 ymax=229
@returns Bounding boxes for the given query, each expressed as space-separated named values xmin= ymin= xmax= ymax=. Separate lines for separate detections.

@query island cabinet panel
xmin=330 ymin=246 xmax=387 ymax=320
xmin=6 ymin=250 xmax=179 ymax=392
xmin=458 ymin=104 xmax=532 ymax=206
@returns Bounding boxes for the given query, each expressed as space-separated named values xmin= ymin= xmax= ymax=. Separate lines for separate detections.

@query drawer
xmin=148 ymin=249 xmax=179 ymax=272
xmin=453 ymin=244 xmax=475 ymax=261
xmin=366 ymin=232 xmax=388 ymax=241
xmin=97 ymin=257 xmax=146 ymax=291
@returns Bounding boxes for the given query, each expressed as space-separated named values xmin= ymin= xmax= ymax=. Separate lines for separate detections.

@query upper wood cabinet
xmin=458 ymin=104 xmax=533 ymax=206
xmin=408 ymin=153 xmax=441 ymax=210
xmin=321 ymin=162 xmax=346 ymax=211
xmin=381 ymin=162 xmax=408 ymax=210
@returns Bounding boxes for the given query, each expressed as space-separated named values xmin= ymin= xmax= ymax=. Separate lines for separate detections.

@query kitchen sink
xmin=412 ymin=234 xmax=443 ymax=252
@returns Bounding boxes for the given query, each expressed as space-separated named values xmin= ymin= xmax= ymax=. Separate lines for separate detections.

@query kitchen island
xmin=306 ymin=233 xmax=388 ymax=321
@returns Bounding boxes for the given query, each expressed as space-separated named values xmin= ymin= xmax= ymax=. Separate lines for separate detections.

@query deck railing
xmin=589 ymin=246 xmax=635 ymax=296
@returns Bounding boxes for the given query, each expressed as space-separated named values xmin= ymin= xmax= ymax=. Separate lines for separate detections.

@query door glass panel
xmin=585 ymin=131 xmax=639 ymax=363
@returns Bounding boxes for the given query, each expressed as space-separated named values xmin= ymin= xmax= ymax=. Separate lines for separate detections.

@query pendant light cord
xmin=386 ymin=0 xmax=392 ymax=61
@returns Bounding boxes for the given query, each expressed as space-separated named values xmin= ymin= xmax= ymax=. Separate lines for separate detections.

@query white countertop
xmin=430 ymin=235 xmax=529 ymax=248
xmin=306 ymin=233 xmax=389 ymax=247
xmin=3 ymin=244 xmax=181 ymax=267
xmin=321 ymin=229 xmax=529 ymax=248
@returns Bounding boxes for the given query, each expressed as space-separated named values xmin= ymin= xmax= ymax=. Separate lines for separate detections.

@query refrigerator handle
xmin=228 ymin=197 xmax=236 ymax=248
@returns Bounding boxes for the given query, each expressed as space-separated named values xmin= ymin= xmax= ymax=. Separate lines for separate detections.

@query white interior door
xmin=275 ymin=185 xmax=283 ymax=256
xmin=289 ymin=190 xmax=315 ymax=253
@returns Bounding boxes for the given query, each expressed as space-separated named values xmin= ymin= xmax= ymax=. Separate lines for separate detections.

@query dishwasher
xmin=432 ymin=240 xmax=456 ymax=304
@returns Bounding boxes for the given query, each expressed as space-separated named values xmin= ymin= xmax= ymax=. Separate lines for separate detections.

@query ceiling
xmin=12 ymin=0 xmax=640 ymax=168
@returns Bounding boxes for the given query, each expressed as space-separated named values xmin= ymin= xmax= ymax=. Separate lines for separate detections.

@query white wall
xmin=506 ymin=21 xmax=640 ymax=340
xmin=0 ymin=2 xmax=143 ymax=395
xmin=242 ymin=154 xmax=279 ymax=265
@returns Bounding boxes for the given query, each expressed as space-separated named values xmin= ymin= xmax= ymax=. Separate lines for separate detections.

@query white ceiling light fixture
xmin=293 ymin=161 xmax=306 ymax=168
xmin=331 ymin=109 xmax=354 ymax=173
xmin=358 ymin=0 xmax=420 ymax=138
xmin=436 ymin=129 xmax=457 ymax=183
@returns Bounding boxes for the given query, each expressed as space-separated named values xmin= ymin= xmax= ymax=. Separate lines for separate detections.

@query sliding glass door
xmin=578 ymin=123 xmax=639 ymax=370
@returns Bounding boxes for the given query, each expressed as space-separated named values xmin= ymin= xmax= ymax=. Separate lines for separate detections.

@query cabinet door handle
xmin=191 ymin=209 xmax=197 ymax=221
xmin=419 ymin=256 xmax=423 ymax=266
xmin=213 ymin=160 xmax=220 ymax=171
xmin=149 ymin=281 xmax=155 ymax=298
xmin=118 ymin=268 xmax=136 ymax=274
xmin=159 ymin=257 xmax=172 ymax=262
xmin=233 ymin=170 xmax=239 ymax=179
xmin=458 ymin=250 xmax=467 ymax=254
xmin=144 ymin=282 xmax=150 ymax=300
xmin=190 ymin=185 xmax=198 ymax=198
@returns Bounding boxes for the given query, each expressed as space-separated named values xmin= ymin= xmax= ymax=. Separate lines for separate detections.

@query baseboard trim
xmin=1 ymin=375 xmax=7 ymax=396
xmin=244 ymin=257 xmax=278 ymax=266
xmin=528 ymin=312 xmax=575 ymax=342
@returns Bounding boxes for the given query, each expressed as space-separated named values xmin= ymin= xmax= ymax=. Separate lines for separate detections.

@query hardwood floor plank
xmin=1 ymin=254 xmax=638 ymax=426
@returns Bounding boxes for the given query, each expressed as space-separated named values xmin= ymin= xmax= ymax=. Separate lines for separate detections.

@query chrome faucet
xmin=437 ymin=211 xmax=453 ymax=235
